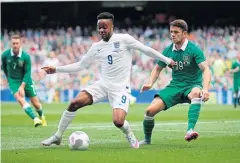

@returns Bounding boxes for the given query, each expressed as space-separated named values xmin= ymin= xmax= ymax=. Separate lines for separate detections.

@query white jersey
xmin=89 ymin=33 xmax=133 ymax=90
xmin=56 ymin=33 xmax=171 ymax=91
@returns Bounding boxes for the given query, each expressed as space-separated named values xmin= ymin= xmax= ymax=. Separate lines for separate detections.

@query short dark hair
xmin=170 ymin=19 xmax=188 ymax=32
xmin=11 ymin=35 xmax=21 ymax=40
xmin=97 ymin=12 xmax=114 ymax=22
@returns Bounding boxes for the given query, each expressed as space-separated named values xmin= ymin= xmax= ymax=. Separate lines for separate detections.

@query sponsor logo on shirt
xmin=97 ymin=48 xmax=103 ymax=53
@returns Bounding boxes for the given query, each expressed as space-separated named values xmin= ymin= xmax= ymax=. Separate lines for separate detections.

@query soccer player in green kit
xmin=139 ymin=20 xmax=211 ymax=144
xmin=1 ymin=35 xmax=47 ymax=127
xmin=229 ymin=53 xmax=240 ymax=108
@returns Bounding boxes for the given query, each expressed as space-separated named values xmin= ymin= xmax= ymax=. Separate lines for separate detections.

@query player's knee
xmin=113 ymin=120 xmax=124 ymax=128
xmin=189 ymin=88 xmax=201 ymax=99
xmin=14 ymin=93 xmax=20 ymax=100
xmin=15 ymin=94 xmax=25 ymax=104
xmin=68 ymin=99 xmax=82 ymax=112
xmin=146 ymin=108 xmax=157 ymax=117
xmin=68 ymin=92 xmax=93 ymax=112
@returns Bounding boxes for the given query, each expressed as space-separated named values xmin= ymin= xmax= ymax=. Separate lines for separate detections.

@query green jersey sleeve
xmin=157 ymin=48 xmax=168 ymax=68
xmin=23 ymin=55 xmax=31 ymax=84
xmin=193 ymin=45 xmax=205 ymax=64
xmin=231 ymin=62 xmax=237 ymax=69
xmin=1 ymin=52 xmax=8 ymax=77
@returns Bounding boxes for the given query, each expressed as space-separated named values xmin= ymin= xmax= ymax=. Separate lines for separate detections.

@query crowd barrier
xmin=1 ymin=88 xmax=234 ymax=105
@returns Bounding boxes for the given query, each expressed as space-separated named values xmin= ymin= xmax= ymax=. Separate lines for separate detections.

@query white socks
xmin=55 ymin=110 xmax=76 ymax=138
xmin=22 ymin=103 xmax=31 ymax=110
xmin=119 ymin=120 xmax=132 ymax=136
xmin=144 ymin=114 xmax=154 ymax=120
xmin=55 ymin=112 xmax=132 ymax=138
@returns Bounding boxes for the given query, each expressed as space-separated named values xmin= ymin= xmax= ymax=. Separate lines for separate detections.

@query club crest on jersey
xmin=18 ymin=60 xmax=24 ymax=67
xmin=183 ymin=55 xmax=191 ymax=62
xmin=183 ymin=55 xmax=191 ymax=65
xmin=114 ymin=42 xmax=120 ymax=49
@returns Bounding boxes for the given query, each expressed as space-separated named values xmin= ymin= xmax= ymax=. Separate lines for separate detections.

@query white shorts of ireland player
xmin=84 ymin=81 xmax=131 ymax=113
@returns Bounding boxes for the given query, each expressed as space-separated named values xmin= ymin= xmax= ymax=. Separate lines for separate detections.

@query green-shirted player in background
xmin=139 ymin=20 xmax=211 ymax=144
xmin=229 ymin=53 xmax=240 ymax=108
xmin=1 ymin=35 xmax=47 ymax=127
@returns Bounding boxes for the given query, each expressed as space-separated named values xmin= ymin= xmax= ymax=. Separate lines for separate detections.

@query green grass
xmin=1 ymin=103 xmax=240 ymax=163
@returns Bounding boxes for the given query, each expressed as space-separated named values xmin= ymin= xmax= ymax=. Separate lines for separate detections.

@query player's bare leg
xmin=14 ymin=93 xmax=42 ymax=127
xmin=31 ymin=96 xmax=47 ymax=126
xmin=41 ymin=90 xmax=93 ymax=146
xmin=113 ymin=109 xmax=139 ymax=148
xmin=140 ymin=96 xmax=166 ymax=145
xmin=185 ymin=87 xmax=202 ymax=142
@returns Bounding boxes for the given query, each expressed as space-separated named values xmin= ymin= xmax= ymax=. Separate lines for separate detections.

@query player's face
xmin=97 ymin=19 xmax=113 ymax=41
xmin=11 ymin=38 xmax=21 ymax=54
xmin=170 ymin=26 xmax=186 ymax=44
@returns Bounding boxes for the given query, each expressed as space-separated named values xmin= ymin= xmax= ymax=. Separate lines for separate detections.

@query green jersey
xmin=157 ymin=40 xmax=205 ymax=87
xmin=231 ymin=61 xmax=240 ymax=81
xmin=1 ymin=48 xmax=33 ymax=85
xmin=231 ymin=61 xmax=240 ymax=91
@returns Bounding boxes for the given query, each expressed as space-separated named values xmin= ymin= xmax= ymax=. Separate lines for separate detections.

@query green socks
xmin=187 ymin=98 xmax=201 ymax=131
xmin=143 ymin=115 xmax=155 ymax=142
xmin=23 ymin=103 xmax=36 ymax=120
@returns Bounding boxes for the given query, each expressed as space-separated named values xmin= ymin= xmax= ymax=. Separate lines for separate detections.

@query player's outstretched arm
xmin=41 ymin=44 xmax=97 ymax=74
xmin=198 ymin=61 xmax=211 ymax=101
xmin=141 ymin=65 xmax=164 ymax=92
xmin=41 ymin=56 xmax=89 ymax=74
xmin=125 ymin=34 xmax=174 ymax=66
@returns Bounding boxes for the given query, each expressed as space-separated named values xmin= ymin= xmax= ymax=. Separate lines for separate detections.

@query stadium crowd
xmin=1 ymin=25 xmax=239 ymax=102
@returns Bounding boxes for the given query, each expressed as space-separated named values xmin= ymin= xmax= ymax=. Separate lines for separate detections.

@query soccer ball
xmin=68 ymin=131 xmax=90 ymax=150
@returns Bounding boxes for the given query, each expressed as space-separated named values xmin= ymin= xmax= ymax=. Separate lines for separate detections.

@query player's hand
xmin=18 ymin=86 xmax=25 ymax=97
xmin=200 ymin=89 xmax=209 ymax=102
xmin=168 ymin=59 xmax=175 ymax=69
xmin=140 ymin=83 xmax=152 ymax=93
xmin=41 ymin=66 xmax=56 ymax=74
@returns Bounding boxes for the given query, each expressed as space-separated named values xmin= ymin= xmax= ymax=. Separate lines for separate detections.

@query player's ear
xmin=183 ymin=31 xmax=187 ymax=37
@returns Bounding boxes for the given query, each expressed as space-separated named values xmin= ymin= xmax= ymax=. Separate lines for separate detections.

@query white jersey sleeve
xmin=56 ymin=44 xmax=96 ymax=73
xmin=124 ymin=34 xmax=172 ymax=65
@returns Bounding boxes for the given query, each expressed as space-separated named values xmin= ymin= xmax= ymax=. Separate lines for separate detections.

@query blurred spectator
xmin=43 ymin=51 xmax=60 ymax=103
xmin=1 ymin=25 xmax=239 ymax=103
xmin=212 ymin=51 xmax=228 ymax=77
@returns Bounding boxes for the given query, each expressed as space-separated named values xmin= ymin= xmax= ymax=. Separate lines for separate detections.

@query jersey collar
xmin=11 ymin=48 xmax=23 ymax=57
xmin=101 ymin=33 xmax=115 ymax=43
xmin=172 ymin=39 xmax=188 ymax=51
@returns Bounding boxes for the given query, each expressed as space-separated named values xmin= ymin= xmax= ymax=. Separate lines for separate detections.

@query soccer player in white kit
xmin=41 ymin=12 xmax=174 ymax=148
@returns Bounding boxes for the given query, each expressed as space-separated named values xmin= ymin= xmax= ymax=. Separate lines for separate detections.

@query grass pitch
xmin=1 ymin=103 xmax=240 ymax=163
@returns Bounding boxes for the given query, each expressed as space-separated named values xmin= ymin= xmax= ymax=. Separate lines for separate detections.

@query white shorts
xmin=84 ymin=81 xmax=131 ymax=113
